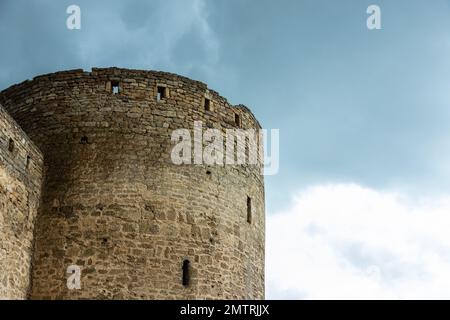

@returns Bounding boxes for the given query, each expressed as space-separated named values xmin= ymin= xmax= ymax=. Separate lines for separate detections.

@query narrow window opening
xmin=26 ymin=156 xmax=31 ymax=169
xmin=204 ymin=98 xmax=211 ymax=111
xmin=157 ymin=86 xmax=167 ymax=101
xmin=245 ymin=136 xmax=249 ymax=161
xmin=247 ymin=196 xmax=252 ymax=224
xmin=182 ymin=259 xmax=190 ymax=287
xmin=111 ymin=81 xmax=120 ymax=94
xmin=80 ymin=136 xmax=88 ymax=145
xmin=235 ymin=114 xmax=241 ymax=127
xmin=8 ymin=138 xmax=14 ymax=153
xmin=233 ymin=139 xmax=238 ymax=164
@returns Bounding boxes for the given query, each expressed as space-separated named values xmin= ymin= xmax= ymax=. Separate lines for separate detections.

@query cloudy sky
xmin=2 ymin=0 xmax=450 ymax=299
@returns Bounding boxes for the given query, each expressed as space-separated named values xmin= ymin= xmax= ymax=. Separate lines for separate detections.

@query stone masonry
xmin=0 ymin=68 xmax=265 ymax=299
xmin=0 ymin=104 xmax=43 ymax=299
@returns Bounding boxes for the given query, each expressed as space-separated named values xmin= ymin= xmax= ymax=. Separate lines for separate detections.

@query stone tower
xmin=0 ymin=68 xmax=265 ymax=300
xmin=0 ymin=104 xmax=43 ymax=299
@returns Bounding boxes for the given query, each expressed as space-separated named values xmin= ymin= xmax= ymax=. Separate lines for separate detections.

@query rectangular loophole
xmin=8 ymin=138 xmax=14 ymax=153
xmin=111 ymin=81 xmax=120 ymax=94
xmin=235 ymin=114 xmax=241 ymax=127
xmin=204 ymin=98 xmax=211 ymax=111
xmin=247 ymin=196 xmax=252 ymax=224
xmin=182 ymin=259 xmax=190 ymax=287
xmin=157 ymin=86 xmax=167 ymax=101
xmin=26 ymin=156 xmax=31 ymax=169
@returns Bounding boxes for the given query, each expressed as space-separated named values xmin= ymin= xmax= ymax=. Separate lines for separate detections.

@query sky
xmin=2 ymin=0 xmax=450 ymax=299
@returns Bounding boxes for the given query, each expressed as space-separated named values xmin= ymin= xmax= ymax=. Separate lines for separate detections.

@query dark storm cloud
xmin=0 ymin=0 xmax=219 ymax=88
xmin=1 ymin=0 xmax=450 ymax=212
xmin=203 ymin=0 xmax=450 ymax=210
xmin=0 ymin=0 xmax=84 ymax=87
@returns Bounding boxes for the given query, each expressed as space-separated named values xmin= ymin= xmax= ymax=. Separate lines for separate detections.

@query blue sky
xmin=2 ymin=0 xmax=450 ymax=299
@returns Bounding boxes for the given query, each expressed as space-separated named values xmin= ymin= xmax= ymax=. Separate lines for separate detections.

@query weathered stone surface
xmin=0 ymin=104 xmax=43 ymax=299
xmin=0 ymin=68 xmax=265 ymax=300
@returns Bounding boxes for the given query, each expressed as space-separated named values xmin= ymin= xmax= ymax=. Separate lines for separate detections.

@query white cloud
xmin=266 ymin=183 xmax=450 ymax=299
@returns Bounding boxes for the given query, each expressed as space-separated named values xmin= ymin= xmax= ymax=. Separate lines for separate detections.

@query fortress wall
xmin=0 ymin=104 xmax=43 ymax=299
xmin=0 ymin=68 xmax=265 ymax=300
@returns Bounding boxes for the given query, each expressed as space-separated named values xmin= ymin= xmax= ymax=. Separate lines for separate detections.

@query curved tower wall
xmin=0 ymin=68 xmax=265 ymax=299
xmin=0 ymin=104 xmax=43 ymax=299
